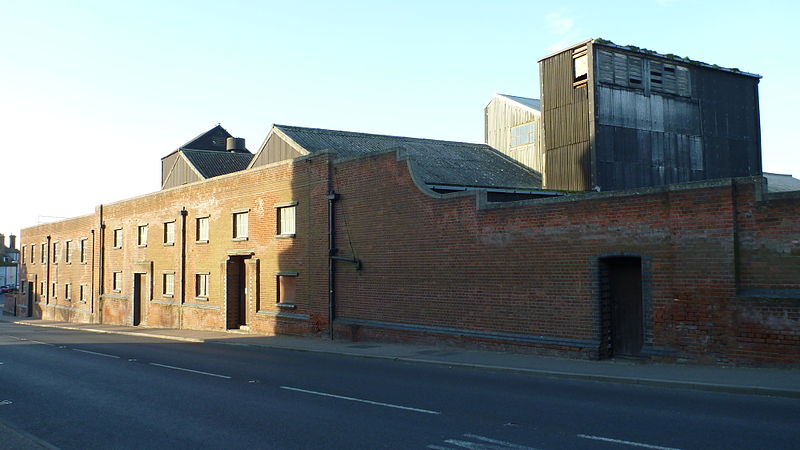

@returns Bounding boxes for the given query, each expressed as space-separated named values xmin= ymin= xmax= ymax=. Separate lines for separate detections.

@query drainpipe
xmin=179 ymin=207 xmax=188 ymax=329
xmin=90 ymin=229 xmax=95 ymax=315
xmin=98 ymin=205 xmax=105 ymax=323
xmin=45 ymin=235 xmax=51 ymax=306
xmin=327 ymin=192 xmax=338 ymax=339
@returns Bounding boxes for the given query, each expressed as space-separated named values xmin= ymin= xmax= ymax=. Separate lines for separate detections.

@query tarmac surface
xmin=2 ymin=314 xmax=799 ymax=400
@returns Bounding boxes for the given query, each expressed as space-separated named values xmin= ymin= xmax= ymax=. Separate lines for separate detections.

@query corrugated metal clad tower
xmin=539 ymin=39 xmax=762 ymax=191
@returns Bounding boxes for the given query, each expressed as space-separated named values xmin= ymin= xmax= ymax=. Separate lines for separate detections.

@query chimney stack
xmin=226 ymin=137 xmax=246 ymax=152
xmin=0 ymin=233 xmax=5 ymax=250
xmin=9 ymin=234 xmax=16 ymax=250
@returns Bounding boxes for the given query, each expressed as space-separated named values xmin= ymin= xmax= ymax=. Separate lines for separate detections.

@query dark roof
xmin=764 ymin=173 xmax=800 ymax=193
xmin=177 ymin=125 xmax=249 ymax=153
xmin=498 ymin=94 xmax=541 ymax=111
xmin=182 ymin=149 xmax=254 ymax=179
xmin=275 ymin=125 xmax=541 ymax=189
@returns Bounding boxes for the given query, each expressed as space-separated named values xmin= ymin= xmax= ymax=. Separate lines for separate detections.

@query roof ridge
xmin=274 ymin=124 xmax=488 ymax=148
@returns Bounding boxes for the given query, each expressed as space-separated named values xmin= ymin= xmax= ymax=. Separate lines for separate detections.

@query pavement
xmin=2 ymin=315 xmax=799 ymax=399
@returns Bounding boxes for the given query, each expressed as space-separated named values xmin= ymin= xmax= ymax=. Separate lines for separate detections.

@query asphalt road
xmin=0 ymin=322 xmax=798 ymax=450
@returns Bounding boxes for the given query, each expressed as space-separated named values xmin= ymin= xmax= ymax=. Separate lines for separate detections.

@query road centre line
xmin=72 ymin=348 xmax=120 ymax=359
xmin=280 ymin=386 xmax=441 ymax=415
xmin=3 ymin=335 xmax=54 ymax=346
xmin=149 ymin=362 xmax=231 ymax=379
xmin=577 ymin=434 xmax=682 ymax=450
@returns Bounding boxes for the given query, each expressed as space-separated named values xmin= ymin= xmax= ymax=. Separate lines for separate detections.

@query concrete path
xmin=3 ymin=316 xmax=799 ymax=398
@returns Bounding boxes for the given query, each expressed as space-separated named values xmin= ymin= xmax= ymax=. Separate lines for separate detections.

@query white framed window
xmin=30 ymin=244 xmax=35 ymax=264
xmin=80 ymin=284 xmax=88 ymax=302
xmin=137 ymin=225 xmax=148 ymax=247
xmin=80 ymin=238 xmax=88 ymax=264
xmin=40 ymin=281 xmax=45 ymax=296
xmin=163 ymin=272 xmax=175 ymax=297
xmin=52 ymin=241 xmax=59 ymax=264
xmin=233 ymin=211 xmax=248 ymax=240
xmin=113 ymin=229 xmax=122 ymax=249
xmin=163 ymin=221 xmax=175 ymax=245
xmin=195 ymin=273 xmax=209 ymax=299
xmin=64 ymin=240 xmax=72 ymax=264
xmin=277 ymin=203 xmax=297 ymax=236
xmin=112 ymin=271 xmax=122 ymax=292
xmin=41 ymin=243 xmax=46 ymax=264
xmin=52 ymin=282 xmax=58 ymax=298
xmin=65 ymin=283 xmax=71 ymax=301
xmin=196 ymin=216 xmax=209 ymax=242
xmin=510 ymin=123 xmax=535 ymax=148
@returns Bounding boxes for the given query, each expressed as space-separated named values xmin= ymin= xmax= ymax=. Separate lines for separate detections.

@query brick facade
xmin=16 ymin=150 xmax=800 ymax=366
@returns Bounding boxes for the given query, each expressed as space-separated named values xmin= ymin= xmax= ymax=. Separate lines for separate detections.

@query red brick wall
xmin=330 ymin=152 xmax=799 ymax=365
xmin=16 ymin=149 xmax=800 ymax=366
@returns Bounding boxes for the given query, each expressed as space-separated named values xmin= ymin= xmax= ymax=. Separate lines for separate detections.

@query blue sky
xmin=1 ymin=0 xmax=797 ymax=239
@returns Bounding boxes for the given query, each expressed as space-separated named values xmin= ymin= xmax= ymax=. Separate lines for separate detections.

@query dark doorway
xmin=226 ymin=256 xmax=249 ymax=329
xmin=26 ymin=282 xmax=33 ymax=317
xmin=132 ymin=274 xmax=142 ymax=326
xmin=600 ymin=257 xmax=643 ymax=358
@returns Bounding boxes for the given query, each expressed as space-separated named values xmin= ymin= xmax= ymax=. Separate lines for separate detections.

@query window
xmin=195 ymin=273 xmax=209 ymax=299
xmin=80 ymin=238 xmax=87 ymax=264
xmin=573 ymin=45 xmax=588 ymax=85
xmin=137 ymin=225 xmax=148 ymax=247
xmin=80 ymin=284 xmax=88 ymax=302
xmin=30 ymin=244 xmax=35 ymax=264
xmin=233 ymin=211 xmax=248 ymax=240
xmin=65 ymin=240 xmax=71 ymax=264
xmin=278 ymin=205 xmax=296 ymax=236
xmin=52 ymin=242 xmax=59 ymax=264
xmin=196 ymin=216 xmax=209 ymax=242
xmin=113 ymin=228 xmax=122 ymax=248
xmin=112 ymin=271 xmax=122 ymax=292
xmin=510 ymin=123 xmax=535 ymax=148
xmin=65 ymin=283 xmax=71 ymax=301
xmin=276 ymin=272 xmax=298 ymax=306
xmin=41 ymin=243 xmax=46 ymax=264
xmin=163 ymin=221 xmax=175 ymax=245
xmin=39 ymin=281 xmax=45 ymax=296
xmin=52 ymin=282 xmax=57 ymax=298
xmin=574 ymin=54 xmax=588 ymax=83
xmin=163 ymin=272 xmax=175 ymax=297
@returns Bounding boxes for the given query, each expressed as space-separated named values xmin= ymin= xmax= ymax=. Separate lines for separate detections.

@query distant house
xmin=161 ymin=125 xmax=253 ymax=189
xmin=484 ymin=94 xmax=544 ymax=182
xmin=0 ymin=233 xmax=19 ymax=288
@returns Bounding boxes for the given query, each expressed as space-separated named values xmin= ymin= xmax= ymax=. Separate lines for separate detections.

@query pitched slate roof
xmin=498 ymin=94 xmax=541 ymax=111
xmin=178 ymin=124 xmax=250 ymax=153
xmin=764 ymin=173 xmax=800 ymax=193
xmin=275 ymin=125 xmax=542 ymax=189
xmin=182 ymin=149 xmax=254 ymax=179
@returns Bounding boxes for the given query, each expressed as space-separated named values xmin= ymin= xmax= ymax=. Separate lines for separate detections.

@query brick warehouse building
xmin=13 ymin=41 xmax=800 ymax=366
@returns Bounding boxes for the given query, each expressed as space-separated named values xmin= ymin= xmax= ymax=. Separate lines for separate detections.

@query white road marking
xmin=463 ymin=434 xmax=537 ymax=449
xmin=428 ymin=434 xmax=538 ymax=450
xmin=149 ymin=363 xmax=231 ymax=379
xmin=3 ymin=335 xmax=54 ymax=346
xmin=577 ymin=434 xmax=682 ymax=450
xmin=72 ymin=349 xmax=120 ymax=359
xmin=280 ymin=386 xmax=441 ymax=415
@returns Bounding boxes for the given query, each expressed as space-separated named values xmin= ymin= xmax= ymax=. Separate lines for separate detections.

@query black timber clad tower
xmin=539 ymin=39 xmax=762 ymax=191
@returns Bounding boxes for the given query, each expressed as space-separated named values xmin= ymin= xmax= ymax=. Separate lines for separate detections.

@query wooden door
xmin=608 ymin=258 xmax=643 ymax=357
